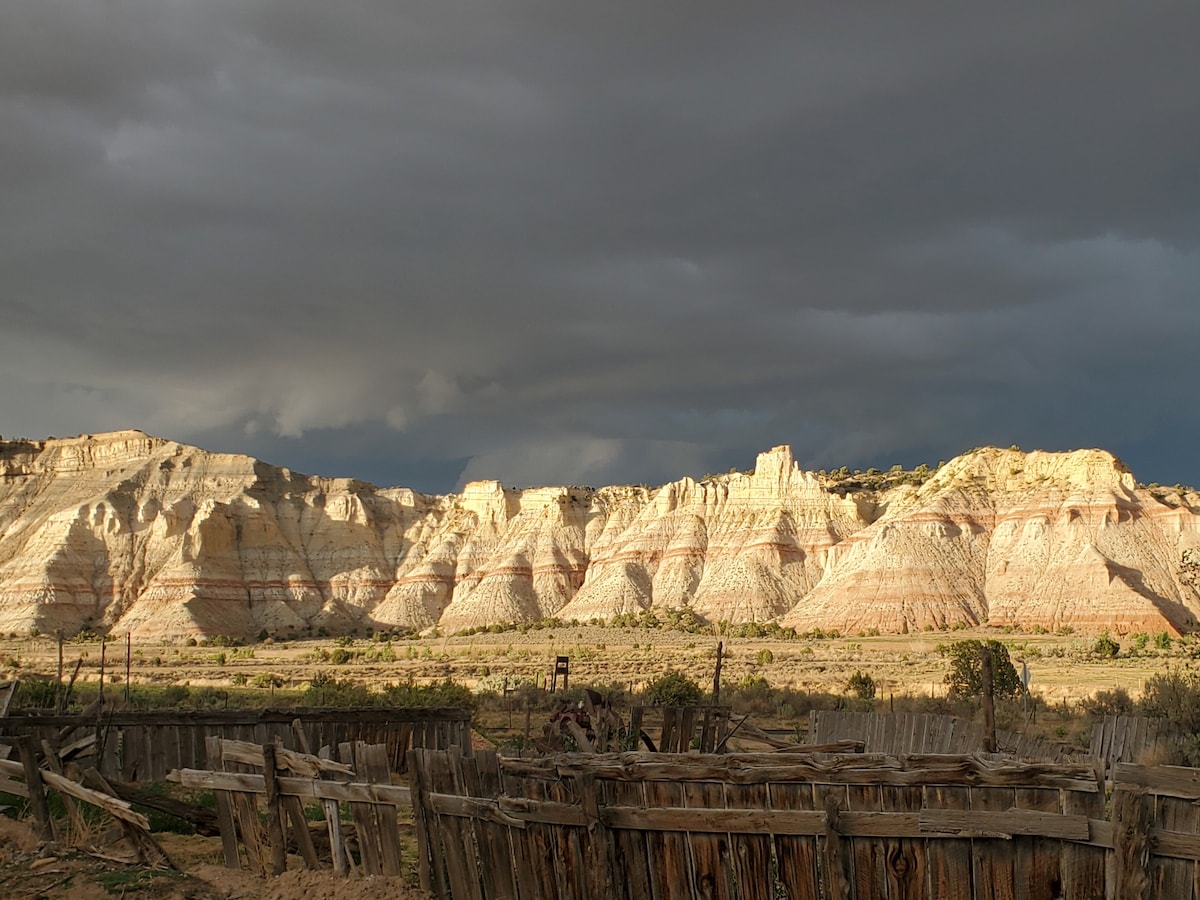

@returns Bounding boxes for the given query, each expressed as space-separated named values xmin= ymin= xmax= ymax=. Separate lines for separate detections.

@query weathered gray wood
xmin=723 ymin=780 xmax=774 ymax=900
xmin=882 ymin=784 xmax=925 ymax=900
xmin=170 ymin=768 xmax=411 ymax=805
xmin=205 ymin=736 xmax=241 ymax=868
xmin=1116 ymin=763 xmax=1200 ymax=799
xmin=969 ymin=785 xmax=1017 ymax=900
xmin=820 ymin=789 xmax=852 ymax=900
xmin=340 ymin=742 xmax=381 ymax=876
xmin=364 ymin=741 xmax=405 ymax=877
xmin=318 ymin=745 xmax=348 ymax=876
xmin=1013 ymin=786 xmax=1063 ymax=900
xmin=846 ymin=781 xmax=886 ymax=900
xmin=80 ymin=768 xmax=175 ymax=869
xmin=515 ymin=752 xmax=1101 ymax=791
xmin=770 ymin=778 xmax=820 ymax=900
xmin=262 ymin=743 xmax=287 ymax=875
xmin=1112 ymin=787 xmax=1152 ymax=900
xmin=17 ymin=737 xmax=55 ymax=845
xmin=924 ymin=783 xmax=972 ymax=900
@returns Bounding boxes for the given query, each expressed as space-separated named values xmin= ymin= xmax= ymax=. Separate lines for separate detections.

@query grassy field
xmin=1 ymin=626 xmax=1190 ymax=709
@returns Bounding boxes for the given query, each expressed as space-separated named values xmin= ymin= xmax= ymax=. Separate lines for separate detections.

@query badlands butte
xmin=0 ymin=430 xmax=1198 ymax=643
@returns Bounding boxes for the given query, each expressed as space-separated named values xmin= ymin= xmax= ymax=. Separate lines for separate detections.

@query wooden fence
xmin=172 ymin=737 xmax=412 ymax=877
xmin=0 ymin=706 xmax=471 ymax=782
xmin=1089 ymin=714 xmax=1177 ymax=780
xmin=409 ymin=748 xmax=1126 ymax=899
xmin=808 ymin=710 xmax=1066 ymax=761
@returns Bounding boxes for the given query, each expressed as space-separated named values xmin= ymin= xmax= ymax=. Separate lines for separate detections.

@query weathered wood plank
xmin=1013 ymin=786 xmax=1063 ymax=900
xmin=364 ymin=742 xmax=405 ymax=877
xmin=1117 ymin=763 xmax=1200 ymax=800
xmin=644 ymin=776 xmax=695 ymax=900
xmin=723 ymin=781 xmax=774 ymax=900
xmin=770 ymin=779 xmax=820 ymax=900
xmin=470 ymin=752 xmax=521 ymax=900
xmin=881 ymin=784 xmax=925 ymax=900
xmin=846 ymin=782 xmax=886 ymax=900
xmin=1112 ymin=787 xmax=1151 ymax=900
xmin=516 ymin=752 xmax=1101 ymax=791
xmin=968 ymin=786 xmax=1018 ymax=900
xmin=683 ymin=778 xmax=735 ymax=900
xmin=602 ymin=767 xmax=652 ymax=900
xmin=924 ymin=783 xmax=971 ymax=900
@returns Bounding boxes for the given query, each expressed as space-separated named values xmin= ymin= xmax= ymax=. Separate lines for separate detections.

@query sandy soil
xmin=0 ymin=822 xmax=428 ymax=899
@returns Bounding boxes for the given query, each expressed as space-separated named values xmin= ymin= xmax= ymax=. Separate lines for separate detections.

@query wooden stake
xmin=262 ymin=742 xmax=287 ymax=875
xmin=712 ymin=641 xmax=724 ymax=705
xmin=982 ymin=647 xmax=997 ymax=753
xmin=17 ymin=737 xmax=55 ymax=847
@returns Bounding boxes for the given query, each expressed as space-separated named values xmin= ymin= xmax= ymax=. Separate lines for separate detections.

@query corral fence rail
xmin=409 ymin=747 xmax=1200 ymax=900
xmin=808 ymin=709 xmax=1068 ymax=761
xmin=0 ymin=706 xmax=471 ymax=782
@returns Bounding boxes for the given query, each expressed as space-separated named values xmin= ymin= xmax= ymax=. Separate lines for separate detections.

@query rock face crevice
xmin=0 ymin=432 xmax=1197 ymax=639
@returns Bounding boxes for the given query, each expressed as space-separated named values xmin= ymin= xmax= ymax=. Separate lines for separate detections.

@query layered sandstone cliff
xmin=0 ymin=431 xmax=1197 ymax=639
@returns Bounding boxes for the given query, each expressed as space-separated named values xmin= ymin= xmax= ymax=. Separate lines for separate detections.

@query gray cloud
xmin=2 ymin=1 xmax=1198 ymax=492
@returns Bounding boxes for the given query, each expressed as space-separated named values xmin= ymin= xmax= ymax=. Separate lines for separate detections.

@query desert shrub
xmin=642 ymin=671 xmax=703 ymax=707
xmin=847 ymin=671 xmax=877 ymax=700
xmin=1139 ymin=670 xmax=1200 ymax=733
xmin=1081 ymin=687 xmax=1135 ymax=717
xmin=302 ymin=672 xmax=373 ymax=706
xmin=1155 ymin=631 xmax=1173 ymax=650
xmin=381 ymin=678 xmax=474 ymax=709
xmin=1091 ymin=631 xmax=1120 ymax=658
xmin=727 ymin=675 xmax=776 ymax=716
xmin=940 ymin=640 xmax=1021 ymax=699
xmin=755 ymin=648 xmax=774 ymax=665
xmin=13 ymin=677 xmax=57 ymax=709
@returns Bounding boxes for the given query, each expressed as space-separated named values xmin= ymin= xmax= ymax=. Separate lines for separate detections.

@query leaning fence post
xmin=205 ymin=736 xmax=241 ymax=868
xmin=407 ymin=749 xmax=434 ymax=893
xmin=17 ymin=737 xmax=55 ymax=848
xmin=262 ymin=742 xmax=287 ymax=875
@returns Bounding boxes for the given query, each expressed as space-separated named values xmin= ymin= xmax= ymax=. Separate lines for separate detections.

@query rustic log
xmin=103 ymin=779 xmax=220 ymax=836
xmin=40 ymin=740 xmax=87 ymax=840
xmin=80 ymin=769 xmax=174 ymax=869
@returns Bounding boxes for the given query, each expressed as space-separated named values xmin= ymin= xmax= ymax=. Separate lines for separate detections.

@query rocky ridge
xmin=0 ymin=431 xmax=1197 ymax=640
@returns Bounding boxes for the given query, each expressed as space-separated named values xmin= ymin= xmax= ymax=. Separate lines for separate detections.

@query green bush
xmin=847 ymin=671 xmax=877 ymax=700
xmin=1092 ymin=631 xmax=1120 ymax=658
xmin=1081 ymin=687 xmax=1135 ymax=717
xmin=381 ymin=678 xmax=474 ymax=709
xmin=940 ymin=640 xmax=1022 ymax=699
xmin=643 ymin=671 xmax=703 ymax=707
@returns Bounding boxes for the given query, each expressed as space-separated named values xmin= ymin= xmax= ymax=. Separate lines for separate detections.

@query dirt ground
xmin=0 ymin=819 xmax=429 ymax=899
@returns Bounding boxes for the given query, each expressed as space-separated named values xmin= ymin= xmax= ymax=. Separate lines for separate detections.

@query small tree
xmin=1092 ymin=631 xmax=1120 ymax=658
xmin=941 ymin=640 xmax=1021 ymax=699
xmin=643 ymin=671 xmax=703 ymax=706
xmin=847 ymin=670 xmax=877 ymax=700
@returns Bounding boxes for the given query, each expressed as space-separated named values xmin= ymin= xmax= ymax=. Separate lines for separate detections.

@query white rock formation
xmin=0 ymin=432 xmax=1197 ymax=640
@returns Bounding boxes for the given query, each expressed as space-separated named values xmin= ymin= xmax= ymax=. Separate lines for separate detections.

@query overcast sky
xmin=2 ymin=2 xmax=1198 ymax=493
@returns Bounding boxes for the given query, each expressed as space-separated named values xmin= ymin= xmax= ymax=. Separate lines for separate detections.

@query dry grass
xmin=1 ymin=627 xmax=1189 ymax=712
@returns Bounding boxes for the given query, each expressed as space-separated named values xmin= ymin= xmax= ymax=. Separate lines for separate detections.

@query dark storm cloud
xmin=2 ymin=1 xmax=1198 ymax=491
